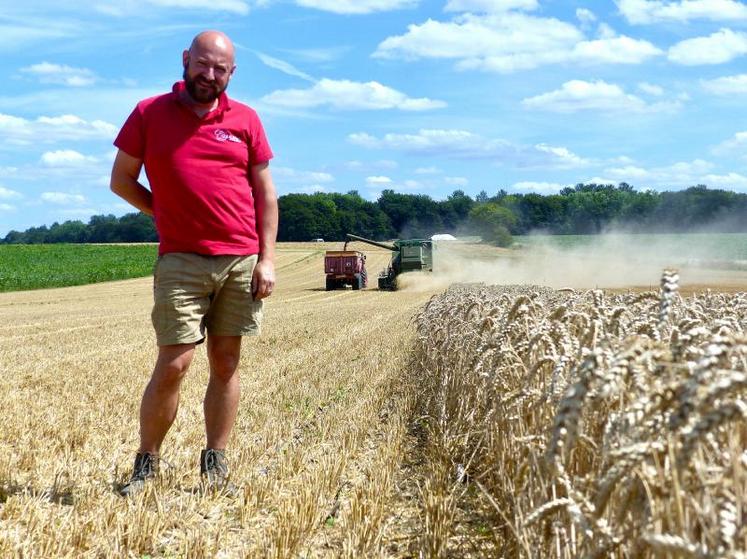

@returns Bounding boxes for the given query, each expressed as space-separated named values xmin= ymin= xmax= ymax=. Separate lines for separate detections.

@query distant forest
xmin=4 ymin=183 xmax=747 ymax=247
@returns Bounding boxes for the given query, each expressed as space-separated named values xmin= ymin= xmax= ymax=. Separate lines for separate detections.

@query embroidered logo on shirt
xmin=214 ymin=129 xmax=242 ymax=143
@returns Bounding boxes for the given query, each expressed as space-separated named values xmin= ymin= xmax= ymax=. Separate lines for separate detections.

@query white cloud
xmin=41 ymin=192 xmax=87 ymax=205
xmin=366 ymin=175 xmax=393 ymax=185
xmin=444 ymin=0 xmax=538 ymax=12
xmin=350 ymin=129 xmax=488 ymax=152
xmin=713 ymin=131 xmax=747 ymax=157
xmin=616 ymin=0 xmax=747 ymax=24
xmin=523 ymin=80 xmax=644 ymax=112
xmin=415 ymin=166 xmax=442 ymax=174
xmin=444 ymin=176 xmax=469 ymax=186
xmin=576 ymin=8 xmax=597 ymax=25
xmin=0 ymin=113 xmax=117 ymax=146
xmin=272 ymin=166 xmax=334 ymax=183
xmin=344 ymin=160 xmax=399 ymax=171
xmin=374 ymin=12 xmax=660 ymax=72
xmin=597 ymin=23 xmax=617 ymax=39
xmin=0 ymin=186 xmax=22 ymax=200
xmin=255 ymin=52 xmax=315 ymax=81
xmin=701 ymin=73 xmax=747 ymax=94
xmin=295 ymin=0 xmax=417 ymax=14
xmin=570 ymin=36 xmax=662 ymax=65
xmin=522 ymin=79 xmax=681 ymax=113
xmin=92 ymin=4 xmax=128 ymax=16
xmin=534 ymin=143 xmax=590 ymax=167
xmin=512 ymin=181 xmax=568 ymax=193
xmin=261 ymin=78 xmax=446 ymax=111
xmin=348 ymin=128 xmax=589 ymax=168
xmin=375 ymin=13 xmax=580 ymax=66
xmin=668 ymin=28 xmax=747 ymax=65
xmin=605 ymin=165 xmax=655 ymax=181
xmin=41 ymin=150 xmax=99 ymax=167
xmin=603 ymin=159 xmax=720 ymax=187
xmin=19 ymin=62 xmax=97 ymax=87
xmin=0 ymin=155 xmax=110 ymax=189
xmin=585 ymin=176 xmax=619 ymax=185
xmin=638 ymin=82 xmax=664 ymax=95
xmin=0 ymin=203 xmax=15 ymax=211
xmin=612 ymin=155 xmax=637 ymax=165
xmin=701 ymin=172 xmax=747 ymax=190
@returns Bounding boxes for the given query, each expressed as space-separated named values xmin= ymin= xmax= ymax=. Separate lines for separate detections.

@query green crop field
xmin=0 ymin=244 xmax=158 ymax=292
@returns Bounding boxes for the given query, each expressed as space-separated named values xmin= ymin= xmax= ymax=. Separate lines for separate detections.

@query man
xmin=110 ymin=30 xmax=278 ymax=497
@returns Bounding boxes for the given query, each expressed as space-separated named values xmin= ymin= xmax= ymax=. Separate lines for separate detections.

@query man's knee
xmin=209 ymin=351 xmax=240 ymax=383
xmin=153 ymin=346 xmax=194 ymax=387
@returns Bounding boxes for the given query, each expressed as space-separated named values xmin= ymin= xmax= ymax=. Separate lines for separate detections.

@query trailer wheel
xmin=325 ymin=277 xmax=335 ymax=291
xmin=361 ymin=269 xmax=368 ymax=288
xmin=352 ymin=273 xmax=361 ymax=290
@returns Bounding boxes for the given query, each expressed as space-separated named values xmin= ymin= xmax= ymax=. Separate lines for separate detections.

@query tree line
xmin=4 ymin=184 xmax=747 ymax=247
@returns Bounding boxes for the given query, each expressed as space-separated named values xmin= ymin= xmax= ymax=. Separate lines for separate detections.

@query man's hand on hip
xmin=251 ymin=257 xmax=275 ymax=300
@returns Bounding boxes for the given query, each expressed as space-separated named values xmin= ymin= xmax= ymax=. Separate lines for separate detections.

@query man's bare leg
xmin=139 ymin=343 xmax=196 ymax=453
xmin=204 ymin=335 xmax=242 ymax=449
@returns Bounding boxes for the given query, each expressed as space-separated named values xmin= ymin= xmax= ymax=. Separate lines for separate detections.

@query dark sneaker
xmin=200 ymin=449 xmax=238 ymax=495
xmin=118 ymin=452 xmax=159 ymax=498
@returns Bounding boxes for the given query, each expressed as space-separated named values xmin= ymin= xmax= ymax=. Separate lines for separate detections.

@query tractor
xmin=344 ymin=234 xmax=433 ymax=291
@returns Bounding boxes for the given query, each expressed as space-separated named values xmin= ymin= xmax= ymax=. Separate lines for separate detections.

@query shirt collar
xmin=171 ymin=81 xmax=231 ymax=116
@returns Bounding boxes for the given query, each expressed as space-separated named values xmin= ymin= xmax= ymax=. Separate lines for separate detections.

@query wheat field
xmin=1 ymin=242 xmax=746 ymax=558
xmin=411 ymin=272 xmax=747 ymax=558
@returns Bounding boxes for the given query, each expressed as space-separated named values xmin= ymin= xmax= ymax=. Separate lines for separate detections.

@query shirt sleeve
xmin=113 ymin=105 xmax=145 ymax=159
xmin=247 ymin=111 xmax=273 ymax=165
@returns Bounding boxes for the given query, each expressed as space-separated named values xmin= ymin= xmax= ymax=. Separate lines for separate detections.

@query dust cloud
xmin=396 ymin=234 xmax=747 ymax=292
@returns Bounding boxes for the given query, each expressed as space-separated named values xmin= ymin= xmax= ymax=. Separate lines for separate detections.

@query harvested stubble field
xmin=0 ymin=241 xmax=746 ymax=558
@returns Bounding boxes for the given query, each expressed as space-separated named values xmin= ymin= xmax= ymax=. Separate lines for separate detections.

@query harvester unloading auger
xmin=344 ymin=233 xmax=433 ymax=290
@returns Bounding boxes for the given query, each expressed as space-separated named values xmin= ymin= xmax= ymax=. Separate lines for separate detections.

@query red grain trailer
xmin=324 ymin=250 xmax=368 ymax=290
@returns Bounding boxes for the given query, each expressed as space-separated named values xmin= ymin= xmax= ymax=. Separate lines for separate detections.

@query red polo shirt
xmin=114 ymin=81 xmax=273 ymax=255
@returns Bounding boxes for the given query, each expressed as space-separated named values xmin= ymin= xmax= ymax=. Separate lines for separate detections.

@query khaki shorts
xmin=151 ymin=253 xmax=263 ymax=346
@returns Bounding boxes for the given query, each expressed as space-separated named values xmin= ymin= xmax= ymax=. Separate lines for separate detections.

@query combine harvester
xmin=323 ymin=234 xmax=435 ymax=291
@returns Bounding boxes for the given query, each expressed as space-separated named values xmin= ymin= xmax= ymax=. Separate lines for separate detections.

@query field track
xmin=1 ymin=242 xmax=746 ymax=557
xmin=0 ymin=243 xmax=445 ymax=557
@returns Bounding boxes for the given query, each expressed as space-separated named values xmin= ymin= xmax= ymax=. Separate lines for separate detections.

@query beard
xmin=183 ymin=67 xmax=226 ymax=104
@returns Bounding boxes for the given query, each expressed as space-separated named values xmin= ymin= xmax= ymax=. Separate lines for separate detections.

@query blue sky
xmin=2 ymin=0 xmax=747 ymax=236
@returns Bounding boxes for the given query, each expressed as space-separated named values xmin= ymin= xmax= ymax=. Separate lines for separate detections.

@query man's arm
xmin=110 ymin=149 xmax=152 ymax=216
xmin=250 ymin=162 xmax=278 ymax=300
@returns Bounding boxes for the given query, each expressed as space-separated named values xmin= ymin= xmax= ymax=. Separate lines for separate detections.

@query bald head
xmin=189 ymin=31 xmax=235 ymax=65
xmin=182 ymin=30 xmax=236 ymax=106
